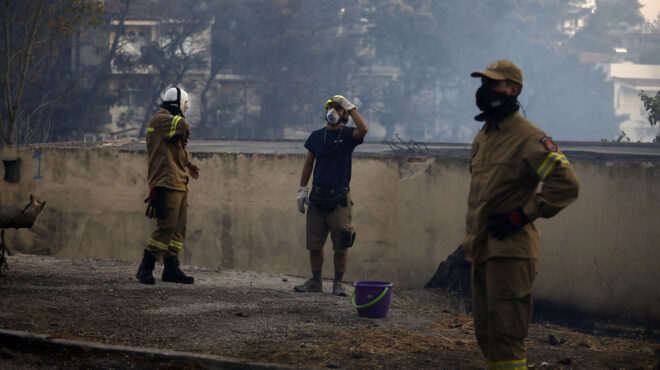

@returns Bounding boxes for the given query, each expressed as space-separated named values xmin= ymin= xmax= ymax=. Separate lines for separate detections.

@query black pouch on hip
xmin=340 ymin=229 xmax=356 ymax=249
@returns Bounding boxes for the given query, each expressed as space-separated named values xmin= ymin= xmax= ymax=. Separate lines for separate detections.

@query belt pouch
xmin=310 ymin=187 xmax=347 ymax=213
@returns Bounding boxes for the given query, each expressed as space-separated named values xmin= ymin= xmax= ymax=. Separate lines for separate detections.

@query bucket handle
xmin=351 ymin=287 xmax=389 ymax=309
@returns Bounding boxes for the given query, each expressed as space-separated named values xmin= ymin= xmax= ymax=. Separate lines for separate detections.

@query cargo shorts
xmin=306 ymin=191 xmax=355 ymax=252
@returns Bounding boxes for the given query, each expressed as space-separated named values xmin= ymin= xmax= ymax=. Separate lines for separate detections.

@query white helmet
xmin=163 ymin=86 xmax=189 ymax=113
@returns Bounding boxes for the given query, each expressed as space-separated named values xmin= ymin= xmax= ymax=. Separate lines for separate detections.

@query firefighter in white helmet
xmin=137 ymin=86 xmax=200 ymax=284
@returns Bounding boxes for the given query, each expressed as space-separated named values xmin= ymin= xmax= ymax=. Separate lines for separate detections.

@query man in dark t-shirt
xmin=295 ymin=95 xmax=368 ymax=296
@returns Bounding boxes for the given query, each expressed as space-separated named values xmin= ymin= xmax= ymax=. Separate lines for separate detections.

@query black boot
xmin=136 ymin=250 xmax=156 ymax=285
xmin=162 ymin=255 xmax=194 ymax=284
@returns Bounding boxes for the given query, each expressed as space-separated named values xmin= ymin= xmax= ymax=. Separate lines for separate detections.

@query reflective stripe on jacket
xmin=146 ymin=108 xmax=191 ymax=191
xmin=463 ymin=111 xmax=579 ymax=263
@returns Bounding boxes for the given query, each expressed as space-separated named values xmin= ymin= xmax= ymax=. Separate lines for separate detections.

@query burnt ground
xmin=0 ymin=254 xmax=658 ymax=369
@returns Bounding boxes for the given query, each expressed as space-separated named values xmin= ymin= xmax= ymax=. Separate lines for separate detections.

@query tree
xmin=69 ymin=0 xmax=130 ymax=138
xmin=103 ymin=0 xmax=210 ymax=138
xmin=136 ymin=21 xmax=210 ymax=137
xmin=358 ymin=0 xmax=449 ymax=140
xmin=187 ymin=0 xmax=633 ymax=142
xmin=4 ymin=0 xmax=635 ymax=143
xmin=358 ymin=0 xmax=624 ymax=141
xmin=31 ymin=0 xmax=131 ymax=143
xmin=196 ymin=0 xmax=253 ymax=139
xmin=638 ymin=43 xmax=660 ymax=64
xmin=570 ymin=0 xmax=645 ymax=52
xmin=639 ymin=90 xmax=660 ymax=142
xmin=0 ymin=0 xmax=102 ymax=146
xmin=200 ymin=0 xmax=365 ymax=139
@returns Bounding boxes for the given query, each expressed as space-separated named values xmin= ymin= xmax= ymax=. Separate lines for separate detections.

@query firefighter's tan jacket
xmin=463 ymin=111 xmax=579 ymax=264
xmin=146 ymin=108 xmax=191 ymax=191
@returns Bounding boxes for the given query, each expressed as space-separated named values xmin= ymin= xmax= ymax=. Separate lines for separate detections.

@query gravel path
xmin=0 ymin=254 xmax=657 ymax=369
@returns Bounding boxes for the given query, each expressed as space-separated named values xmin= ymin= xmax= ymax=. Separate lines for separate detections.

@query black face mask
xmin=474 ymin=84 xmax=519 ymax=122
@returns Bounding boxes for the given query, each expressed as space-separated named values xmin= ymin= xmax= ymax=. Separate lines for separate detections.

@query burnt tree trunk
xmin=0 ymin=195 xmax=46 ymax=276
xmin=0 ymin=195 xmax=46 ymax=229
xmin=0 ymin=229 xmax=6 ymax=276
xmin=0 ymin=207 xmax=44 ymax=228
xmin=425 ymin=245 xmax=471 ymax=297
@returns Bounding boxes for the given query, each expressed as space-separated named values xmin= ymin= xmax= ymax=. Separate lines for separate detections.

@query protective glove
xmin=487 ymin=207 xmax=530 ymax=240
xmin=331 ymin=95 xmax=356 ymax=112
xmin=144 ymin=188 xmax=166 ymax=219
xmin=297 ymin=186 xmax=309 ymax=214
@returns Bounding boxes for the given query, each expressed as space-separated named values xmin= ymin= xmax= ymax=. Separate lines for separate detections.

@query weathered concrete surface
xmin=1 ymin=140 xmax=659 ymax=321
xmin=0 ymin=254 xmax=657 ymax=369
xmin=0 ymin=329 xmax=306 ymax=370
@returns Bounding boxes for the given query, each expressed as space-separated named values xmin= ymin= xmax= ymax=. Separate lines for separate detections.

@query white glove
xmin=331 ymin=95 xmax=356 ymax=112
xmin=297 ymin=186 xmax=309 ymax=214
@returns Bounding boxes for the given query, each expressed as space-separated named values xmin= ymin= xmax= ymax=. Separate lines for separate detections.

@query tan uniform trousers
xmin=147 ymin=189 xmax=187 ymax=258
xmin=306 ymin=192 xmax=354 ymax=252
xmin=471 ymin=258 xmax=536 ymax=369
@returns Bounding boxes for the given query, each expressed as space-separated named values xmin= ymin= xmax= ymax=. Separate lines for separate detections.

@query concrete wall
xmin=1 ymin=144 xmax=659 ymax=321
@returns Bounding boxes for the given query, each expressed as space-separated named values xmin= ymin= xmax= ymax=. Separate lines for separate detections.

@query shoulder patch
xmin=541 ymin=136 xmax=558 ymax=152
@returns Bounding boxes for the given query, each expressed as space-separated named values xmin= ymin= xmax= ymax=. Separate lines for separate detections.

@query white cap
xmin=163 ymin=87 xmax=189 ymax=112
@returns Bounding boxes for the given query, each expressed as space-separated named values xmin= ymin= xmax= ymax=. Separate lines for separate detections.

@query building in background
xmin=605 ymin=63 xmax=660 ymax=141
xmin=74 ymin=0 xmax=214 ymax=141
xmin=578 ymin=21 xmax=660 ymax=142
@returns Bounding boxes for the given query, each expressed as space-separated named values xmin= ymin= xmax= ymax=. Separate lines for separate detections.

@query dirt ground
xmin=0 ymin=254 xmax=658 ymax=369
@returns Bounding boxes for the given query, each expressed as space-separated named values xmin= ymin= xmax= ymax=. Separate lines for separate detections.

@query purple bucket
xmin=351 ymin=281 xmax=393 ymax=318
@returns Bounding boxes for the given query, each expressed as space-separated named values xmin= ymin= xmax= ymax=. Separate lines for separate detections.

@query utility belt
xmin=310 ymin=186 xmax=349 ymax=213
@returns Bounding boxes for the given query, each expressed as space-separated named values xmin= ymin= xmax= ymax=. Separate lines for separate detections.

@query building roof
xmin=608 ymin=63 xmax=660 ymax=79
xmin=579 ymin=52 xmax=609 ymax=63
xmin=607 ymin=63 xmax=660 ymax=90
xmin=103 ymin=0 xmax=213 ymax=22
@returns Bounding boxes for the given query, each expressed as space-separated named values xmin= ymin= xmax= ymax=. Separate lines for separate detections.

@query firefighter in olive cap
xmin=136 ymin=86 xmax=200 ymax=285
xmin=463 ymin=60 xmax=579 ymax=369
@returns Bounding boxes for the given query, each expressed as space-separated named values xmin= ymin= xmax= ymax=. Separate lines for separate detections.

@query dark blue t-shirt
xmin=304 ymin=126 xmax=363 ymax=190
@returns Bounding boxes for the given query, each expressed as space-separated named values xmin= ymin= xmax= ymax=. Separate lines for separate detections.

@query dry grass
xmin=234 ymin=324 xmax=479 ymax=368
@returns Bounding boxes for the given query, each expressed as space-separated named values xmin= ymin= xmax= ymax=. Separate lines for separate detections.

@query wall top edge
xmin=1 ymin=140 xmax=659 ymax=163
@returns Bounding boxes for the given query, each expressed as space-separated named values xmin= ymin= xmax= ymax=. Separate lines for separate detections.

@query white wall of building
xmin=607 ymin=63 xmax=660 ymax=142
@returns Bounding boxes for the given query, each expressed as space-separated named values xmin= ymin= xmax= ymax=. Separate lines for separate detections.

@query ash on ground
xmin=0 ymin=254 xmax=657 ymax=369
